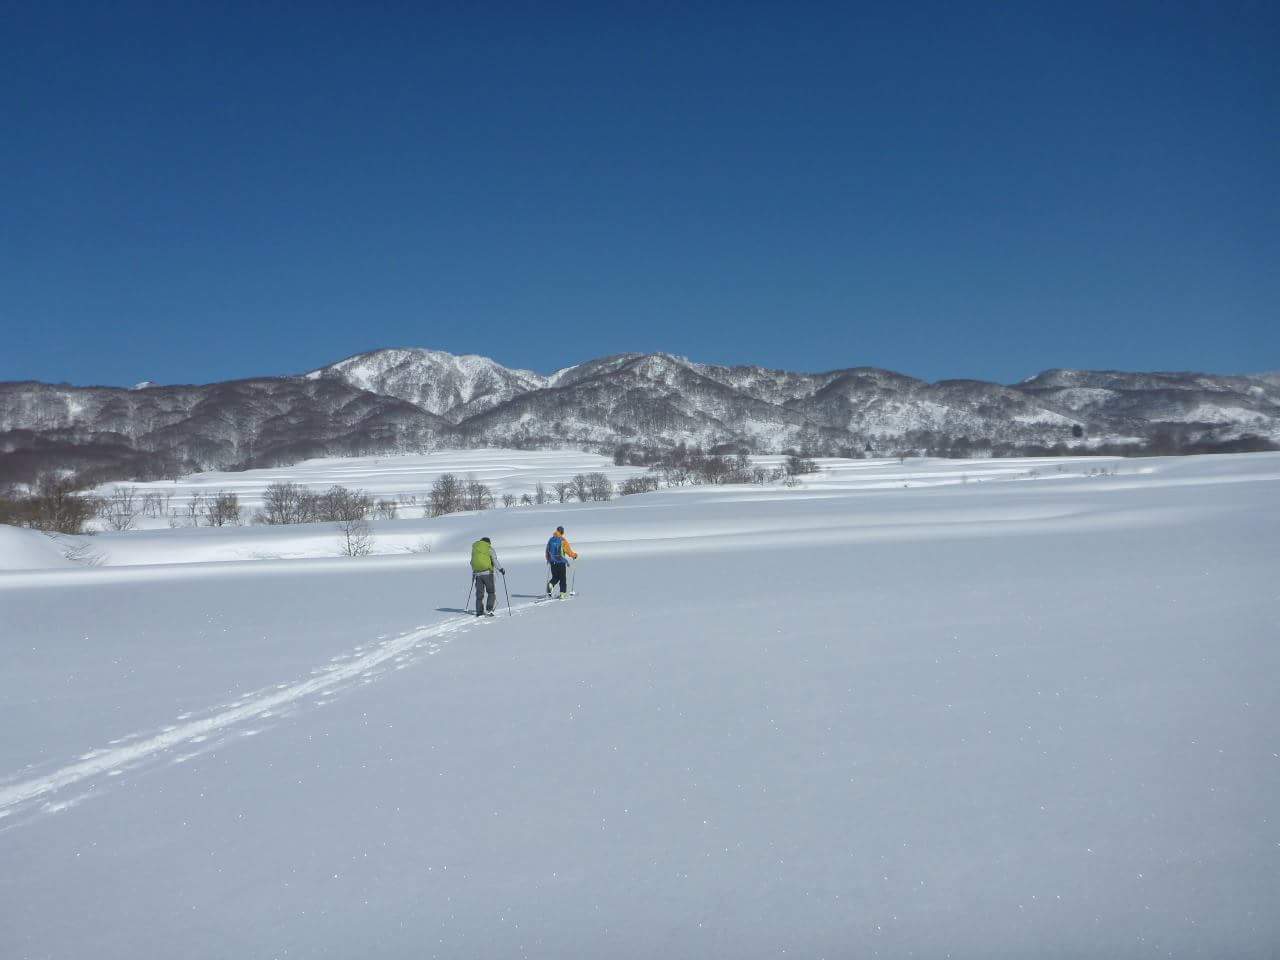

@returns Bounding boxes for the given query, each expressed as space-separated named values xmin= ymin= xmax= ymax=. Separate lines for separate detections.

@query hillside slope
xmin=3 ymin=349 xmax=1278 ymax=483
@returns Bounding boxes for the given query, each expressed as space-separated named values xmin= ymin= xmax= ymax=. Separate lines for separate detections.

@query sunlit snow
xmin=2 ymin=450 xmax=1278 ymax=957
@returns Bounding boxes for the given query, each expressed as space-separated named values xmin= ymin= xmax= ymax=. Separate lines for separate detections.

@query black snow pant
xmin=474 ymin=571 xmax=496 ymax=615
xmin=548 ymin=561 xmax=568 ymax=596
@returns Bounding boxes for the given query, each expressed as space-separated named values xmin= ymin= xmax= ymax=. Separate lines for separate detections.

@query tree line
xmin=0 ymin=454 xmax=820 ymax=536
xmin=612 ymin=444 xmax=819 ymax=491
xmin=915 ymin=430 xmax=1277 ymax=460
xmin=7 ymin=425 xmax=1270 ymax=539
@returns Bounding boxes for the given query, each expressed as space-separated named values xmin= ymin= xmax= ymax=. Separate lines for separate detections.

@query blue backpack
xmin=547 ymin=535 xmax=564 ymax=563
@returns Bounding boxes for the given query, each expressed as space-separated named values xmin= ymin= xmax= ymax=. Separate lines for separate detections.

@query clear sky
xmin=2 ymin=2 xmax=1276 ymax=386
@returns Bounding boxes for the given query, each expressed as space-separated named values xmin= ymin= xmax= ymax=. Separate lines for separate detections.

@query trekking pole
xmin=501 ymin=570 xmax=512 ymax=618
xmin=570 ymin=559 xmax=577 ymax=596
xmin=463 ymin=574 xmax=474 ymax=615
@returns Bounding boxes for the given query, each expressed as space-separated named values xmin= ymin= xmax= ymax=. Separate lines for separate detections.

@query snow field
xmin=86 ymin=448 xmax=1142 ymax=536
xmin=60 ymin=448 xmax=1159 ymax=567
xmin=1 ymin=451 xmax=1278 ymax=957
xmin=90 ymin=449 xmax=654 ymax=531
xmin=0 ymin=525 xmax=75 ymax=571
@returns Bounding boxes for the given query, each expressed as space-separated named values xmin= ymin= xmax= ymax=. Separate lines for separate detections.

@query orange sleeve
xmin=563 ymin=537 xmax=579 ymax=559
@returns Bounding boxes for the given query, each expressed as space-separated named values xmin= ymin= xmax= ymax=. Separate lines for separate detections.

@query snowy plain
xmin=2 ymin=450 xmax=1278 ymax=958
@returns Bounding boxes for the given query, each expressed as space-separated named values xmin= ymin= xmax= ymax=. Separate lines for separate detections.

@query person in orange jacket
xmin=545 ymin=525 xmax=579 ymax=599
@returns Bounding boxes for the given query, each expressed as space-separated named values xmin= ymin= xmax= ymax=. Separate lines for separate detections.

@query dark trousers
xmin=474 ymin=572 xmax=496 ymax=614
xmin=548 ymin=561 xmax=568 ymax=595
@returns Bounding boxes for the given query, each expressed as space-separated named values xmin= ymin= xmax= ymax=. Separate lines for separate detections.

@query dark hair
xmin=481 ymin=536 xmax=491 ymax=543
xmin=556 ymin=526 xmax=564 ymax=534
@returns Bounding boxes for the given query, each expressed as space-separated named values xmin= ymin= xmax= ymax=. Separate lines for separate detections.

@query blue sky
xmin=2 ymin=2 xmax=1276 ymax=386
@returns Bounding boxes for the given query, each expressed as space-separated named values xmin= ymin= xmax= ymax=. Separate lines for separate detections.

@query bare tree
xmin=586 ymin=472 xmax=613 ymax=501
xmin=256 ymin=481 xmax=308 ymax=525
xmin=501 ymin=493 xmax=516 ymax=508
xmin=463 ymin=477 xmax=494 ymax=512
xmin=204 ymin=491 xmax=242 ymax=527
xmin=554 ymin=481 xmax=572 ymax=503
xmin=520 ymin=492 xmax=533 ymax=506
xmin=319 ymin=485 xmax=372 ymax=523
xmin=337 ymin=517 xmax=374 ymax=557
xmin=185 ymin=491 xmax=208 ymax=527
xmin=101 ymin=486 xmax=141 ymax=531
xmin=299 ymin=489 xmax=323 ymax=521
xmin=27 ymin=476 xmax=98 ymax=534
xmin=534 ymin=482 xmax=548 ymax=505
xmin=374 ymin=498 xmax=398 ymax=520
xmin=429 ymin=473 xmax=464 ymax=517
xmin=619 ymin=476 xmax=659 ymax=496
xmin=570 ymin=474 xmax=591 ymax=503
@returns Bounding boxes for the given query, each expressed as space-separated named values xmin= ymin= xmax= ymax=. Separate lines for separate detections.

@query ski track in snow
xmin=0 ymin=604 xmax=534 ymax=825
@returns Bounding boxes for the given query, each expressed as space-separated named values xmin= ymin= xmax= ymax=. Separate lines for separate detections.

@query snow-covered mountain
xmin=2 ymin=348 xmax=1278 ymax=484
xmin=0 ymin=376 xmax=450 ymax=482
xmin=451 ymin=352 xmax=1279 ymax=453
xmin=1017 ymin=368 xmax=1280 ymax=434
xmin=306 ymin=348 xmax=549 ymax=422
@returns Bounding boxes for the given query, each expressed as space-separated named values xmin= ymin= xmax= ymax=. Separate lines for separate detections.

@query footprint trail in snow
xmin=0 ymin=603 xmax=539 ymax=825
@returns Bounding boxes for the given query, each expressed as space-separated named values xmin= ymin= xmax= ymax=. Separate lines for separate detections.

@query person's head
xmin=556 ymin=526 xmax=564 ymax=535
xmin=481 ymin=536 xmax=491 ymax=544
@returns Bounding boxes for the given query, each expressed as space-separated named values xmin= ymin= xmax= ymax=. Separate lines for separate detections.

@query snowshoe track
xmin=0 ymin=601 xmax=544 ymax=825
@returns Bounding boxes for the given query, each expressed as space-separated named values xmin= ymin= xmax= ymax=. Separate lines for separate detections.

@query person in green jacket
xmin=469 ymin=537 xmax=504 ymax=617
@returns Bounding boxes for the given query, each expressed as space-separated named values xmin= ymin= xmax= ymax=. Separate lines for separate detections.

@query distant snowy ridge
xmin=306 ymin=347 xmax=549 ymax=422
xmin=2 ymin=348 xmax=1278 ymax=482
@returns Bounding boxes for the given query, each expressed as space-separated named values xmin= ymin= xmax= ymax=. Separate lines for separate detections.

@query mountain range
xmin=2 ymin=348 xmax=1278 ymax=485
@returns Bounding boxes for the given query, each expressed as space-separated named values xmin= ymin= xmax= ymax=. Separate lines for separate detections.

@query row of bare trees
xmin=0 ymin=478 xmax=246 ymax=534
xmin=624 ymin=452 xmax=819 ymax=492
xmin=0 ymin=481 xmax=244 ymax=533
xmin=0 ymin=466 xmax=655 ymax=538
xmin=1 ymin=454 xmax=811 ymax=537
xmin=185 ymin=491 xmax=243 ymax=528
xmin=253 ymin=482 xmax=399 ymax=525
xmin=248 ymin=481 xmax=383 ymax=556
xmin=96 ymin=487 xmax=232 ymax=530
xmin=426 ymin=474 xmax=498 ymax=516
xmin=424 ymin=472 xmax=616 ymax=517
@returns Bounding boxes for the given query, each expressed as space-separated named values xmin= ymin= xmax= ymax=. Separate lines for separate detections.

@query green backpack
xmin=470 ymin=539 xmax=494 ymax=573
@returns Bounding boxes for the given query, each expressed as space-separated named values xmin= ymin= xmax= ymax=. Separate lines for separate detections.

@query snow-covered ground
xmin=91 ymin=449 xmax=655 ymax=531
xmin=89 ymin=449 xmax=1138 ymax=535
xmin=0 ymin=525 xmax=75 ymax=572
xmin=82 ymin=449 xmax=1135 ymax=563
xmin=3 ymin=451 xmax=1279 ymax=957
